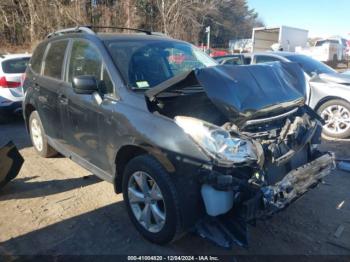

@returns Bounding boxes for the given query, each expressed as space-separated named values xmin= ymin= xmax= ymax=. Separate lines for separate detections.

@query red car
xmin=168 ymin=53 xmax=185 ymax=64
xmin=209 ymin=49 xmax=229 ymax=57
xmin=195 ymin=46 xmax=229 ymax=57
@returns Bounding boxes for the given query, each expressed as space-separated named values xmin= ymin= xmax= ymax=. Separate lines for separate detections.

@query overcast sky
xmin=247 ymin=0 xmax=349 ymax=39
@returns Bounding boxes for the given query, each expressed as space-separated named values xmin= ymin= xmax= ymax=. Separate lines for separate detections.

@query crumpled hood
xmin=146 ymin=62 xmax=306 ymax=123
xmin=318 ymin=73 xmax=350 ymax=85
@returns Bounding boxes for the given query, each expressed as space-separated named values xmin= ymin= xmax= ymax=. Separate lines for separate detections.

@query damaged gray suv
xmin=23 ymin=26 xmax=334 ymax=247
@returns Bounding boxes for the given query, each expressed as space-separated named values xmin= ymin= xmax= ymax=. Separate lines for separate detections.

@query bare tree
xmin=0 ymin=0 xmax=263 ymax=52
xmin=152 ymin=0 xmax=218 ymax=42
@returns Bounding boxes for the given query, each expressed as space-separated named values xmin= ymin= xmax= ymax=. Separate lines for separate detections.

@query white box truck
xmin=252 ymin=26 xmax=309 ymax=53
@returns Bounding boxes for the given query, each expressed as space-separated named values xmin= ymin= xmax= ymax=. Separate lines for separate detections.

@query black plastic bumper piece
xmin=0 ymin=141 xmax=24 ymax=189
xmin=195 ymin=215 xmax=248 ymax=249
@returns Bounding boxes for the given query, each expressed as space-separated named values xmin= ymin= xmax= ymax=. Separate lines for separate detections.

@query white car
xmin=0 ymin=53 xmax=31 ymax=122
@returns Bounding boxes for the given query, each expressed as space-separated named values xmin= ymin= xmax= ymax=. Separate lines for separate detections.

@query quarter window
xmin=30 ymin=43 xmax=46 ymax=74
xmin=43 ymin=40 xmax=68 ymax=79
xmin=101 ymin=66 xmax=114 ymax=94
xmin=68 ymin=40 xmax=114 ymax=95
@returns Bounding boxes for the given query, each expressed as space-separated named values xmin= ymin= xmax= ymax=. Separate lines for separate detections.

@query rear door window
xmin=2 ymin=57 xmax=30 ymax=74
xmin=43 ymin=40 xmax=68 ymax=80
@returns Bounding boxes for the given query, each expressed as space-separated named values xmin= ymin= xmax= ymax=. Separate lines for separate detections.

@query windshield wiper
xmin=130 ymin=86 xmax=151 ymax=91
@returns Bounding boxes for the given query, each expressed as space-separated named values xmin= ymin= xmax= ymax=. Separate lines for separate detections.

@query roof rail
xmin=150 ymin=32 xmax=168 ymax=37
xmin=46 ymin=25 xmax=166 ymax=39
xmin=90 ymin=26 xmax=152 ymax=35
xmin=46 ymin=26 xmax=95 ymax=38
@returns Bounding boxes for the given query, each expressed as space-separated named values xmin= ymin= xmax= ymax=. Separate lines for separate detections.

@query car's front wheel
xmin=122 ymin=155 xmax=183 ymax=244
xmin=29 ymin=111 xmax=57 ymax=157
xmin=317 ymin=99 xmax=350 ymax=139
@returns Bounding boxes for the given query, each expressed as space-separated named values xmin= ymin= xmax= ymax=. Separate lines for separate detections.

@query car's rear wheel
xmin=29 ymin=111 xmax=57 ymax=157
xmin=317 ymin=99 xmax=350 ymax=139
xmin=122 ymin=155 xmax=183 ymax=244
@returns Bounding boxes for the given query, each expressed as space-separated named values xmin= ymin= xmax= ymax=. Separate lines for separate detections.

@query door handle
xmin=58 ymin=94 xmax=68 ymax=105
xmin=33 ymin=83 xmax=40 ymax=91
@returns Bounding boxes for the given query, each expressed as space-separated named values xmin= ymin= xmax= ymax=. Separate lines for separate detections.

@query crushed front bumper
xmin=261 ymin=152 xmax=335 ymax=213
xmin=196 ymin=152 xmax=335 ymax=248
xmin=241 ymin=152 xmax=335 ymax=222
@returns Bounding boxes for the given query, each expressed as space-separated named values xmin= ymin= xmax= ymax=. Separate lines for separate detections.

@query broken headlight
xmin=175 ymin=116 xmax=258 ymax=166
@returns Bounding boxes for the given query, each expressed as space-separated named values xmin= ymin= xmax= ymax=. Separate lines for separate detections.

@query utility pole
xmin=127 ymin=0 xmax=130 ymax=28
xmin=90 ymin=0 xmax=97 ymax=25
xmin=205 ymin=26 xmax=211 ymax=52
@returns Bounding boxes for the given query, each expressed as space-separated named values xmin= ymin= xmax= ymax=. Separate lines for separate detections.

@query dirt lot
xmin=1 ymin=118 xmax=350 ymax=258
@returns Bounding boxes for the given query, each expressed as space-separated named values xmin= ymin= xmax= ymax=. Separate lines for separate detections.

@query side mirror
xmin=72 ymin=75 xmax=98 ymax=95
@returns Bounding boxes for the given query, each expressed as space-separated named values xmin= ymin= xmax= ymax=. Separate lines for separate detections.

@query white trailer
xmin=252 ymin=26 xmax=309 ymax=53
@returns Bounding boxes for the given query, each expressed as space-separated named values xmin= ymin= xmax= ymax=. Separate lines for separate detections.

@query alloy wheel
xmin=321 ymin=105 xmax=350 ymax=135
xmin=31 ymin=118 xmax=43 ymax=151
xmin=127 ymin=171 xmax=166 ymax=233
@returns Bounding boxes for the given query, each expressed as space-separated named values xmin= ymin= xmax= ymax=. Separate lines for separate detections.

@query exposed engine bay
xmin=145 ymin=62 xmax=335 ymax=248
xmin=195 ymin=105 xmax=333 ymax=211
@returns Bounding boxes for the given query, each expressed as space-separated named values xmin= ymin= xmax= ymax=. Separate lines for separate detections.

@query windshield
xmin=286 ymin=54 xmax=336 ymax=76
xmin=106 ymin=40 xmax=217 ymax=89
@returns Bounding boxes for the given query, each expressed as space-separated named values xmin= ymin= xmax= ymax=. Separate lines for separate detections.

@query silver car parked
xmin=246 ymin=52 xmax=350 ymax=139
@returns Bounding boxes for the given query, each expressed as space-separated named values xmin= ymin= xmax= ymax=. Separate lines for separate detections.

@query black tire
xmin=317 ymin=99 xmax=350 ymax=139
xmin=29 ymin=111 xmax=57 ymax=157
xmin=122 ymin=155 xmax=183 ymax=244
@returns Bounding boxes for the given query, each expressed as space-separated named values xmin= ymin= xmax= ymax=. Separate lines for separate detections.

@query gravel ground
xmin=0 ymin=118 xmax=350 ymax=258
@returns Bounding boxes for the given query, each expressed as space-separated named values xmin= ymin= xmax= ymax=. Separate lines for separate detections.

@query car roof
xmin=46 ymin=31 xmax=182 ymax=44
xmin=242 ymin=51 xmax=308 ymax=60
xmin=44 ymin=27 xmax=187 ymax=46
xmin=250 ymin=51 xmax=296 ymax=57
xmin=97 ymin=33 xmax=175 ymax=42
